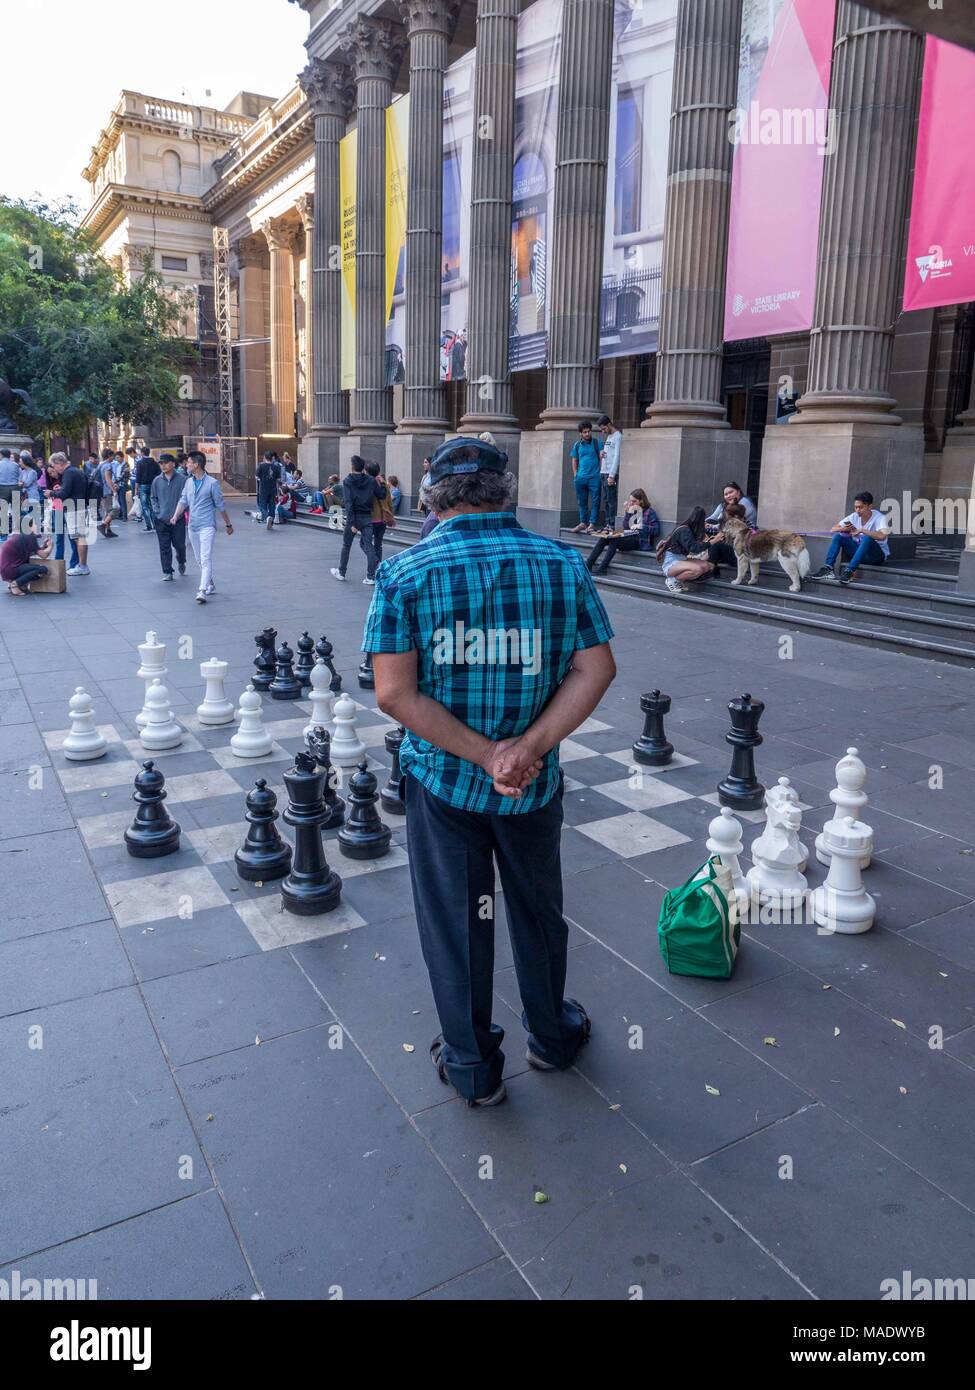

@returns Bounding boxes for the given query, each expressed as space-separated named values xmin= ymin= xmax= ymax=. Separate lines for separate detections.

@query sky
xmin=7 ymin=0 xmax=309 ymax=211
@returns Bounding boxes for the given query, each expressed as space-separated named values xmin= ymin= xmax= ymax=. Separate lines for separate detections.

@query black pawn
xmin=381 ymin=726 xmax=406 ymax=815
xmin=632 ymin=689 xmax=674 ymax=766
xmin=315 ymin=633 xmax=343 ymax=694
xmin=717 ymin=692 xmax=765 ymax=811
xmin=357 ymin=651 xmax=374 ymax=690
xmin=338 ymin=760 xmax=391 ymax=860
xmin=125 ymin=760 xmax=180 ymax=858
xmin=295 ymin=631 xmax=315 ymax=689
xmin=235 ymin=778 xmax=292 ymax=882
xmin=252 ymin=627 xmax=277 ymax=692
xmin=280 ymin=751 xmax=342 ymax=915
xmin=306 ymin=725 xmax=346 ymax=829
xmin=269 ymin=640 xmax=302 ymax=700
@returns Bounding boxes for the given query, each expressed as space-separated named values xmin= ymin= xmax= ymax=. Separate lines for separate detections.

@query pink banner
xmin=723 ymin=0 xmax=835 ymax=342
xmin=903 ymin=38 xmax=975 ymax=314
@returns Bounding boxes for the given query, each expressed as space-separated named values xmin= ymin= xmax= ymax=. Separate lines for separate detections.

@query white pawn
xmin=747 ymin=777 xmax=807 ymax=919
xmin=816 ymin=747 xmax=871 ymax=869
xmin=135 ymin=630 xmax=167 ymax=728
xmin=810 ymin=817 xmax=875 ymax=935
xmin=303 ymin=658 xmax=335 ymax=740
xmin=140 ymin=679 xmax=182 ymax=751
xmin=330 ymin=692 xmax=365 ymax=766
xmin=198 ymin=656 xmax=235 ymax=725
xmin=706 ymin=807 xmax=748 ymax=911
xmin=63 ymin=687 xmax=108 ymax=761
xmin=230 ymin=683 xmax=273 ymax=758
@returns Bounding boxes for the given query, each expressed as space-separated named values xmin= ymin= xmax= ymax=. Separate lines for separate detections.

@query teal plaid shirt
xmin=362 ymin=511 xmax=614 ymax=815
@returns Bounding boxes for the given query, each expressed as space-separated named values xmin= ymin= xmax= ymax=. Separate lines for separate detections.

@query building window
xmin=161 ymin=255 xmax=189 ymax=271
xmin=614 ymin=88 xmax=643 ymax=236
xmin=162 ymin=149 xmax=182 ymax=191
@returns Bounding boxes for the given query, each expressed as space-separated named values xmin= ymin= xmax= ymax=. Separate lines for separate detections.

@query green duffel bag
xmin=657 ymin=857 xmax=740 ymax=980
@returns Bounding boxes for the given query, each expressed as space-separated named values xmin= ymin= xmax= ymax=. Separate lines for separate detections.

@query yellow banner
xmin=385 ymin=94 xmax=409 ymax=327
xmin=339 ymin=129 xmax=357 ymax=391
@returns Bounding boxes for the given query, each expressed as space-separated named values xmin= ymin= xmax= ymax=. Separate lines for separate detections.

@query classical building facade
xmin=82 ymin=0 xmax=975 ymax=555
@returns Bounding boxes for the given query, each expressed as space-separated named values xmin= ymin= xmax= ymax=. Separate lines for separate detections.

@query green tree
xmin=0 ymin=197 xmax=195 ymax=441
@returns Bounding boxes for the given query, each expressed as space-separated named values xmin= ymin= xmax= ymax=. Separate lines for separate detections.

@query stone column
xmin=261 ymin=216 xmax=299 ymax=439
xmin=622 ymin=0 xmax=750 ymax=530
xmin=298 ymin=57 xmax=354 ymax=486
xmin=236 ymin=236 xmax=269 ymax=439
xmin=518 ymin=0 xmax=615 ymax=534
xmin=759 ymin=4 xmax=924 ymax=555
xmin=297 ymin=193 xmax=315 ymax=438
xmin=458 ymin=0 xmax=520 ymax=442
xmin=339 ymin=15 xmax=406 ymax=470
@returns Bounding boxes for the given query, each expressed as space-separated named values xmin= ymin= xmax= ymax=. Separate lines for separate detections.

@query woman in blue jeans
xmin=812 ymin=491 xmax=890 ymax=586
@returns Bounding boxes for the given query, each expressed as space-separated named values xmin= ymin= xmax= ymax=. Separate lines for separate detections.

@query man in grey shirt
xmin=150 ymin=453 xmax=188 ymax=581
xmin=0 ymin=447 xmax=21 ymax=521
xmin=171 ymin=450 xmax=233 ymax=603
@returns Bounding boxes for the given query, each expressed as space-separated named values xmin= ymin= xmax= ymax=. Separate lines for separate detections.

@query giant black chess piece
xmin=338 ymin=760 xmax=391 ymax=860
xmin=124 ymin=760 xmax=180 ymax=858
xmin=381 ymin=725 xmax=406 ymax=815
xmin=235 ymin=778 xmax=292 ymax=882
xmin=315 ymin=633 xmax=342 ymax=693
xmin=295 ymin=631 xmax=316 ymax=689
xmin=306 ymin=725 xmax=346 ymax=829
xmin=717 ymin=692 xmax=765 ymax=811
xmin=357 ymin=651 xmax=374 ymax=690
xmin=252 ymin=627 xmax=277 ymax=692
xmin=269 ymin=640 xmax=302 ymax=700
xmin=280 ymin=752 xmax=343 ymax=915
xmin=632 ymin=689 xmax=674 ymax=766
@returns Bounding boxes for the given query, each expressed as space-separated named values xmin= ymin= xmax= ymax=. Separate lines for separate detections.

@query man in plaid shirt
xmin=365 ymin=437 xmax=616 ymax=1107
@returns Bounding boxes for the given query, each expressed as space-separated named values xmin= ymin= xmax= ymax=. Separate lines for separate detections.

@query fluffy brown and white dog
xmin=721 ymin=508 xmax=810 ymax=593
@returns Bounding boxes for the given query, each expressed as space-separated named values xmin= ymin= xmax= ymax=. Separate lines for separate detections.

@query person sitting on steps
xmin=812 ymin=491 xmax=890 ymax=585
xmin=656 ymin=506 xmax=714 ymax=595
xmin=705 ymin=480 xmax=757 ymax=573
xmin=586 ymin=489 xmax=659 ymax=575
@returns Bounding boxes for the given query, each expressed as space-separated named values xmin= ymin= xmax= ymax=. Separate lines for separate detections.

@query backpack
xmin=84 ymin=462 xmax=104 ymax=499
xmin=657 ymin=857 xmax=740 ymax=979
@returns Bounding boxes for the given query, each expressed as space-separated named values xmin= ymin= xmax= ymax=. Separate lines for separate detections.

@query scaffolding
xmin=213 ymin=225 xmax=235 ymax=438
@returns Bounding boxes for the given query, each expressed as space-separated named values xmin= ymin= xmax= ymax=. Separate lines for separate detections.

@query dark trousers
xmin=138 ymin=483 xmax=156 ymax=531
xmin=10 ymin=562 xmax=48 ymax=588
xmin=338 ymin=519 xmax=378 ymax=579
xmin=116 ymin=483 xmax=128 ymax=521
xmin=598 ymin=476 xmax=617 ymax=529
xmin=54 ymin=528 xmax=79 ymax=567
xmin=372 ymin=522 xmax=386 ymax=565
xmin=707 ymin=539 xmax=737 ymax=569
xmin=404 ymin=773 xmax=586 ymax=1100
xmin=154 ymin=518 xmax=186 ymax=574
xmin=587 ymin=531 xmax=640 ymax=574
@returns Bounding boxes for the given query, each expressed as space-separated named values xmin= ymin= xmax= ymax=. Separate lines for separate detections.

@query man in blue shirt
xmin=365 ymin=437 xmax=616 ymax=1107
xmin=569 ymin=420 xmax=602 ymax=533
xmin=171 ymin=451 xmax=233 ymax=603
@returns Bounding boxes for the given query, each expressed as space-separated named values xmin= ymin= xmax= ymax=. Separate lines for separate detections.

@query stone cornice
xmin=339 ymin=15 xmax=406 ymax=84
xmin=204 ymin=107 xmax=313 ymax=214
xmin=81 ymin=185 xmax=212 ymax=241
xmin=299 ymin=56 xmax=354 ymax=118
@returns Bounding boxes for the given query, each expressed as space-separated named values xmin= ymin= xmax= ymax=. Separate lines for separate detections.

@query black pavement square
xmin=0 ymin=919 xmax=132 ymax=1019
xmin=0 ymin=767 xmax=74 ymax=838
xmin=417 ymin=1256 xmax=535 ymax=1301
xmin=0 ymin=827 xmax=109 ymax=946
xmin=122 ymin=905 xmax=261 ymax=983
xmin=903 ymin=905 xmax=975 ymax=973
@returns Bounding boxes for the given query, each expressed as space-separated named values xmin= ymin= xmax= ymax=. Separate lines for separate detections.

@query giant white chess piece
xmin=810 ymin=817 xmax=875 ymax=934
xmin=197 ymin=656 xmax=235 ymax=725
xmin=230 ymin=683 xmax=273 ymax=758
xmin=816 ymin=747 xmax=871 ymax=868
xmin=330 ymin=693 xmax=365 ymax=767
xmin=746 ymin=777 xmax=807 ymax=918
xmin=139 ymin=679 xmax=183 ymax=751
xmin=706 ymin=807 xmax=748 ymax=912
xmin=63 ymin=687 xmax=108 ymax=761
xmin=135 ymin=631 xmax=167 ymax=728
xmin=303 ymin=658 xmax=336 ymax=740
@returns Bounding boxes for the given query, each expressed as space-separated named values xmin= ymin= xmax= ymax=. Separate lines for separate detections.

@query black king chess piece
xmin=338 ymin=761 xmax=392 ymax=860
xmin=306 ymin=725 xmax=346 ymax=829
xmin=124 ymin=760 xmax=181 ymax=858
xmin=252 ymin=627 xmax=277 ymax=692
xmin=295 ymin=631 xmax=316 ymax=689
xmin=717 ymin=692 xmax=765 ymax=811
xmin=235 ymin=778 xmax=292 ymax=882
xmin=315 ymin=633 xmax=343 ymax=693
xmin=357 ymin=651 xmax=375 ymax=690
xmin=632 ymin=689 xmax=674 ymax=766
xmin=381 ymin=726 xmax=406 ymax=815
xmin=280 ymin=752 xmax=343 ymax=915
xmin=269 ymin=640 xmax=302 ymax=700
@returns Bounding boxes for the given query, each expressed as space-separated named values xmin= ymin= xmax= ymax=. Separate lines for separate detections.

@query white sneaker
xmin=196 ymin=590 xmax=207 ymax=604
xmin=664 ymin=576 xmax=686 ymax=594
xmin=330 ymin=568 xmax=347 ymax=581
xmin=205 ymin=582 xmax=215 ymax=594
xmin=78 ymin=565 xmax=91 ymax=575
xmin=362 ymin=577 xmax=375 ymax=586
xmin=67 ymin=565 xmax=84 ymax=577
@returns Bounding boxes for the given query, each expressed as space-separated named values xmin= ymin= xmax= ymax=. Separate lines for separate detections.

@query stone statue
xmin=0 ymin=377 xmax=33 ymax=433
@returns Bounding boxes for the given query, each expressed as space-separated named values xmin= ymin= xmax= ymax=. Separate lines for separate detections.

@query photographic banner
xmin=385 ymin=94 xmax=409 ymax=385
xmin=339 ymin=129 xmax=357 ymax=391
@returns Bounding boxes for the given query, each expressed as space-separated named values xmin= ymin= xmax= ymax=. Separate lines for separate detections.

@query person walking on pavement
xmin=51 ymin=453 xmax=91 ymax=575
xmin=365 ymin=436 xmax=616 ymax=1107
xmin=171 ymin=450 xmax=233 ymax=603
xmin=150 ymin=453 xmax=188 ymax=581
xmin=96 ymin=449 xmax=119 ymax=537
xmin=330 ymin=455 xmax=387 ymax=586
xmin=256 ymin=451 xmax=278 ymax=531
xmin=134 ymin=447 xmax=160 ymax=532
xmin=113 ymin=450 xmax=129 ymax=521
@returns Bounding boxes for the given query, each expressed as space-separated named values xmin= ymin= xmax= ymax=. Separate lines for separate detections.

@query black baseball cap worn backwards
xmin=428 ymin=436 xmax=508 ymax=485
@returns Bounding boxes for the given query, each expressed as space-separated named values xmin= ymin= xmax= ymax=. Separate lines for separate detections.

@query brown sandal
xmin=7 ymin=582 xmax=26 ymax=596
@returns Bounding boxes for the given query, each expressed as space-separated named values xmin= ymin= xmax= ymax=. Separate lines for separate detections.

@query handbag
xmin=130 ymin=493 xmax=143 ymax=521
xmin=657 ymin=857 xmax=740 ymax=980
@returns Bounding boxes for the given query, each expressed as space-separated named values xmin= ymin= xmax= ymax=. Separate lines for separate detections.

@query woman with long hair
xmin=655 ymin=506 xmax=714 ymax=594
xmin=585 ymin=488 xmax=659 ymax=575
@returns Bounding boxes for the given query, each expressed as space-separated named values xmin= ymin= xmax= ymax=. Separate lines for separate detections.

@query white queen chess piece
xmin=330 ymin=693 xmax=365 ymax=767
xmin=303 ymin=658 xmax=336 ymax=740
xmin=810 ymin=816 xmax=875 ymax=935
xmin=135 ymin=631 xmax=167 ymax=729
xmin=139 ymin=679 xmax=183 ymax=751
xmin=816 ymin=747 xmax=871 ymax=868
xmin=197 ymin=656 xmax=235 ymax=725
xmin=230 ymin=684 xmax=273 ymax=758
xmin=746 ymin=777 xmax=808 ymax=917
xmin=706 ymin=807 xmax=748 ymax=912
xmin=63 ymin=687 xmax=108 ymax=761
